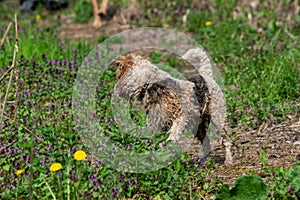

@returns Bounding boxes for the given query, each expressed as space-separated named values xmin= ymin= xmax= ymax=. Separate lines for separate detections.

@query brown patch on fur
xmin=162 ymin=89 xmax=181 ymax=121
xmin=145 ymin=84 xmax=181 ymax=120
xmin=112 ymin=53 xmax=152 ymax=79
xmin=112 ymin=54 xmax=134 ymax=79
xmin=144 ymin=84 xmax=181 ymax=132
xmin=145 ymin=83 xmax=181 ymax=121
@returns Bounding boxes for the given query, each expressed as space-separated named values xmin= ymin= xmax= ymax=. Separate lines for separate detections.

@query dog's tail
xmin=182 ymin=48 xmax=213 ymax=78
xmin=183 ymin=48 xmax=226 ymax=141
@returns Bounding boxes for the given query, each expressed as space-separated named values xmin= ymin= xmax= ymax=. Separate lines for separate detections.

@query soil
xmin=211 ymin=120 xmax=300 ymax=184
xmin=55 ymin=1 xmax=142 ymax=42
xmin=2 ymin=0 xmax=300 ymax=187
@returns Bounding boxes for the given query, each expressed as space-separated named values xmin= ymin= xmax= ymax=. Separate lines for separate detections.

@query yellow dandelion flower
xmin=205 ymin=21 xmax=212 ymax=26
xmin=50 ymin=162 xmax=62 ymax=172
xmin=16 ymin=168 xmax=25 ymax=176
xmin=74 ymin=150 xmax=87 ymax=161
xmin=35 ymin=14 xmax=41 ymax=21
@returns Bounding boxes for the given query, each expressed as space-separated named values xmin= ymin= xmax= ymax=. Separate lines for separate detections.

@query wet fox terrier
xmin=112 ymin=48 xmax=231 ymax=163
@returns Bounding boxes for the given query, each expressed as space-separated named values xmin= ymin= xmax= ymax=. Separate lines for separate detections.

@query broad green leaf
xmin=287 ymin=166 xmax=300 ymax=192
xmin=216 ymin=175 xmax=267 ymax=200
xmin=3 ymin=164 xmax=10 ymax=171
xmin=215 ymin=184 xmax=231 ymax=200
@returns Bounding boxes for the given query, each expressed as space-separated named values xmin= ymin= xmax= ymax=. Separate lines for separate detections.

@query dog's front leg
xmin=167 ymin=117 xmax=185 ymax=143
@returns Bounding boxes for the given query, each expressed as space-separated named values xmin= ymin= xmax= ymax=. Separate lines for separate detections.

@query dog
xmin=111 ymin=48 xmax=231 ymax=163
xmin=91 ymin=0 xmax=109 ymax=27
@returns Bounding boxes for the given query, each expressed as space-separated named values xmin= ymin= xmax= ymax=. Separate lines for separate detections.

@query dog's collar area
xmin=133 ymin=67 xmax=158 ymax=100
xmin=144 ymin=67 xmax=158 ymax=88
xmin=135 ymin=81 xmax=150 ymax=101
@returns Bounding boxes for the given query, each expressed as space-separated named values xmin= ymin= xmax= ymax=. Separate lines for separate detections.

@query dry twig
xmin=0 ymin=22 xmax=12 ymax=47
xmin=0 ymin=139 xmax=18 ymax=152
xmin=0 ymin=65 xmax=14 ymax=83
xmin=12 ymin=14 xmax=20 ymax=120
xmin=1 ymin=112 xmax=34 ymax=136
xmin=0 ymin=14 xmax=18 ymax=130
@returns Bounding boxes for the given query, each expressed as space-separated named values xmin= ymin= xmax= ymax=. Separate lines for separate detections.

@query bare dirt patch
xmin=55 ymin=1 xmax=142 ymax=42
xmin=211 ymin=119 xmax=300 ymax=184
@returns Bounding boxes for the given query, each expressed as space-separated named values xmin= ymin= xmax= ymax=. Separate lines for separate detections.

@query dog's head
xmin=112 ymin=54 xmax=135 ymax=80
xmin=111 ymin=53 xmax=151 ymax=79
xmin=112 ymin=53 xmax=156 ymax=99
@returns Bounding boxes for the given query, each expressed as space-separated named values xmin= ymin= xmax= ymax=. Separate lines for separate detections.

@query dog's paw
xmin=93 ymin=18 xmax=102 ymax=28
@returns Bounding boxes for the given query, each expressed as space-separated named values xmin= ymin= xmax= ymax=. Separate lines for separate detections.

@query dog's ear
xmin=111 ymin=53 xmax=152 ymax=79
xmin=111 ymin=54 xmax=134 ymax=79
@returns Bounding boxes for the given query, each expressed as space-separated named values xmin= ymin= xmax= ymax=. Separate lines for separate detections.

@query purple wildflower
xmin=10 ymin=103 xmax=15 ymax=112
xmin=70 ymin=171 xmax=78 ymax=182
xmin=71 ymin=147 xmax=77 ymax=153
xmin=73 ymin=49 xmax=77 ymax=60
xmin=110 ymin=188 xmax=119 ymax=199
xmin=84 ymin=57 xmax=89 ymax=66
xmin=286 ymin=185 xmax=296 ymax=194
xmin=118 ymin=172 xmax=126 ymax=181
xmin=24 ymin=89 xmax=31 ymax=97
xmin=94 ymin=51 xmax=99 ymax=60
xmin=65 ymin=60 xmax=71 ymax=66
xmin=40 ymin=155 xmax=47 ymax=166
xmin=124 ymin=145 xmax=131 ymax=151
xmin=82 ymin=190 xmax=92 ymax=199
xmin=146 ymin=138 xmax=151 ymax=146
xmin=169 ymin=149 xmax=175 ymax=153
xmin=88 ymin=173 xmax=102 ymax=189
xmin=128 ymin=179 xmax=138 ymax=185
xmin=22 ymin=138 xmax=28 ymax=142
xmin=21 ymin=154 xmax=30 ymax=164
xmin=45 ymin=165 xmax=50 ymax=174
xmin=58 ymin=171 xmax=62 ymax=179
xmin=267 ymin=192 xmax=274 ymax=198
xmin=46 ymin=144 xmax=52 ymax=151
xmin=34 ymin=152 xmax=40 ymax=159
xmin=61 ymin=114 xmax=67 ymax=120
xmin=41 ymin=53 xmax=46 ymax=60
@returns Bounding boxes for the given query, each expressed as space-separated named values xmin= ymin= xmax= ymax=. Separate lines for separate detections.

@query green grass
xmin=0 ymin=0 xmax=300 ymax=199
xmin=184 ymin=2 xmax=300 ymax=128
